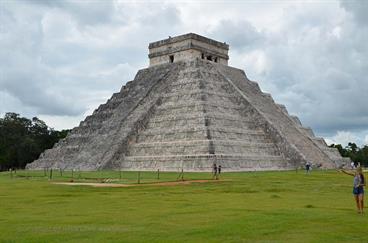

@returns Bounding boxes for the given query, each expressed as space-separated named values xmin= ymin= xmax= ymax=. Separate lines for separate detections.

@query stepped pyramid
xmin=27 ymin=33 xmax=349 ymax=171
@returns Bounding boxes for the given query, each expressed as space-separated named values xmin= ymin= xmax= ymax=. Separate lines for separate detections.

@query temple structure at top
xmin=148 ymin=33 xmax=229 ymax=66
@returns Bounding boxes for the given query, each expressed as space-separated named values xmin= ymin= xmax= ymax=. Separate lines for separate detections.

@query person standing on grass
xmin=351 ymin=161 xmax=355 ymax=169
xmin=212 ymin=163 xmax=217 ymax=178
xmin=305 ymin=162 xmax=311 ymax=174
xmin=340 ymin=167 xmax=366 ymax=214
xmin=218 ymin=165 xmax=222 ymax=175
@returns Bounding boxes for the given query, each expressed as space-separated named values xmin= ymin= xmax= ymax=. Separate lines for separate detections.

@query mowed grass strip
xmin=0 ymin=170 xmax=367 ymax=242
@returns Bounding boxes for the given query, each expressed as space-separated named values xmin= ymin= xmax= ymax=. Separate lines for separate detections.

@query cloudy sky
xmin=1 ymin=0 xmax=367 ymax=146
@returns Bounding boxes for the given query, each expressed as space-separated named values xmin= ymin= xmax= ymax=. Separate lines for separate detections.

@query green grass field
xmin=0 ymin=170 xmax=367 ymax=242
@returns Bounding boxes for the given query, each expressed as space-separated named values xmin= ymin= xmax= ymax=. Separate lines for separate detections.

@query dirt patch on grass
xmin=52 ymin=179 xmax=222 ymax=188
xmin=53 ymin=182 xmax=133 ymax=188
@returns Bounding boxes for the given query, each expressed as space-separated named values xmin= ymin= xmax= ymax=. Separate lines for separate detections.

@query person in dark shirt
xmin=305 ymin=162 xmax=311 ymax=174
xmin=218 ymin=165 xmax=222 ymax=175
xmin=212 ymin=163 xmax=217 ymax=178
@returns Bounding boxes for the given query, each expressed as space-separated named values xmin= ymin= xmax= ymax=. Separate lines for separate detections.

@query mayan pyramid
xmin=27 ymin=33 xmax=349 ymax=171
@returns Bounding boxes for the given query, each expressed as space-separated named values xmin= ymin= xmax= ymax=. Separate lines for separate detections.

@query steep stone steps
xmin=84 ymin=112 xmax=114 ymax=124
xmin=146 ymin=117 xmax=255 ymax=130
xmin=128 ymin=143 xmax=210 ymax=156
xmin=128 ymin=139 xmax=279 ymax=156
xmin=149 ymin=112 xmax=253 ymax=123
xmin=167 ymin=78 xmax=224 ymax=89
xmin=136 ymin=130 xmax=207 ymax=143
xmin=63 ymin=135 xmax=90 ymax=145
xmin=138 ymin=126 xmax=264 ymax=136
xmin=146 ymin=114 xmax=257 ymax=132
xmin=158 ymin=100 xmax=242 ymax=110
xmin=130 ymin=139 xmax=278 ymax=147
xmin=146 ymin=117 xmax=204 ymax=129
xmin=124 ymin=61 xmax=291 ymax=170
xmin=137 ymin=130 xmax=271 ymax=143
xmin=215 ymin=62 xmax=339 ymax=168
xmin=121 ymin=154 xmax=288 ymax=171
xmin=213 ymin=142 xmax=280 ymax=155
xmin=161 ymin=90 xmax=236 ymax=99
xmin=154 ymin=103 xmax=243 ymax=117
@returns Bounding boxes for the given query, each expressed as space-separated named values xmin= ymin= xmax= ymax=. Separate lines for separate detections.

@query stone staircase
xmin=121 ymin=61 xmax=290 ymax=171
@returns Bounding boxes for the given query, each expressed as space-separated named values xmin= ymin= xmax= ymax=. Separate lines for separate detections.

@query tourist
xmin=340 ymin=167 xmax=366 ymax=214
xmin=305 ymin=162 xmax=311 ymax=174
xmin=213 ymin=163 xmax=217 ymax=178
xmin=351 ymin=161 xmax=355 ymax=169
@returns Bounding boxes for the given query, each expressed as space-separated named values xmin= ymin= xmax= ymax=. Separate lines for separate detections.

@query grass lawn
xmin=0 ymin=170 xmax=367 ymax=242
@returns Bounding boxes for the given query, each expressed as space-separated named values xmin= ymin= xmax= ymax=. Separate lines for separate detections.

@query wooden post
xmin=49 ymin=168 xmax=53 ymax=180
xmin=137 ymin=171 xmax=141 ymax=184
xmin=157 ymin=169 xmax=160 ymax=180
xmin=181 ymin=168 xmax=184 ymax=181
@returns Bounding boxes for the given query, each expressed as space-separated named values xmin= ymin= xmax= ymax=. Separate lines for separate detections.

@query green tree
xmin=0 ymin=113 xmax=70 ymax=171
xmin=330 ymin=143 xmax=368 ymax=167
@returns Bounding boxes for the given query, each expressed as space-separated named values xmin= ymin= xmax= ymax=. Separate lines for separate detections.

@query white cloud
xmin=325 ymin=131 xmax=359 ymax=146
xmin=325 ymin=130 xmax=368 ymax=146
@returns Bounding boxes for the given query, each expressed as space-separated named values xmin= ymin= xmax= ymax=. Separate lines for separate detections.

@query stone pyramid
xmin=27 ymin=33 xmax=349 ymax=171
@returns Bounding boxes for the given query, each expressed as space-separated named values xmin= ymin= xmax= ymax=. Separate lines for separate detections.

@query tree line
xmin=329 ymin=143 xmax=368 ymax=167
xmin=0 ymin=113 xmax=69 ymax=171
